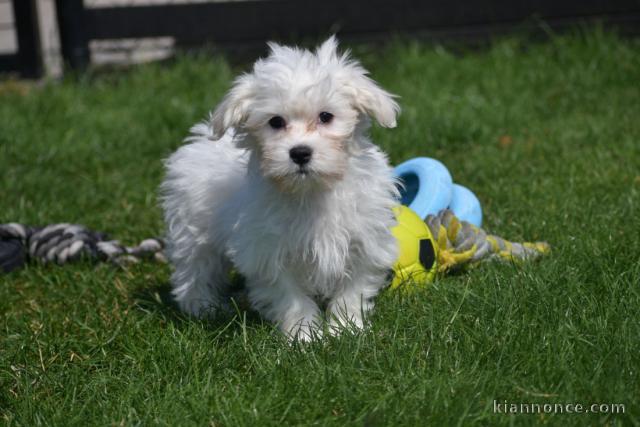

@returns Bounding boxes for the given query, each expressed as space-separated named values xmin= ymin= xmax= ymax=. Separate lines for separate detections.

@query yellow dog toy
xmin=390 ymin=206 xmax=550 ymax=290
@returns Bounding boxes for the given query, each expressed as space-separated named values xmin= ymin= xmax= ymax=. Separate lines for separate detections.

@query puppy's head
xmin=211 ymin=36 xmax=399 ymax=192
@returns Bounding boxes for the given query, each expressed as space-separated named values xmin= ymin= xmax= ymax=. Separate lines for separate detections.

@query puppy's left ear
xmin=347 ymin=72 xmax=400 ymax=128
xmin=316 ymin=36 xmax=399 ymax=128
xmin=210 ymin=73 xmax=255 ymax=139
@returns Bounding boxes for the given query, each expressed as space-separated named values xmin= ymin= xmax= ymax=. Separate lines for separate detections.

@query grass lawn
xmin=1 ymin=29 xmax=639 ymax=426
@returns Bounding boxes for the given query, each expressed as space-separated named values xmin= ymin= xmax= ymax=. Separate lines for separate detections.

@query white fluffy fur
xmin=161 ymin=37 xmax=401 ymax=341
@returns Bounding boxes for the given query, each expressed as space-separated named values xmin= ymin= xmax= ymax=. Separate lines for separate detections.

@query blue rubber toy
xmin=449 ymin=184 xmax=483 ymax=227
xmin=393 ymin=157 xmax=483 ymax=227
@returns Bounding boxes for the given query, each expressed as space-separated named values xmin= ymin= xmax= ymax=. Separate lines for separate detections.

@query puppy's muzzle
xmin=289 ymin=145 xmax=313 ymax=166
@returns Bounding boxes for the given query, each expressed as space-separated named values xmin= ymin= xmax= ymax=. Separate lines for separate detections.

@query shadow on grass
xmin=130 ymin=281 xmax=267 ymax=337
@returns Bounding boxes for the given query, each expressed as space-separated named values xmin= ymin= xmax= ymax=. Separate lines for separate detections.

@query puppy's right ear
xmin=210 ymin=74 xmax=255 ymax=139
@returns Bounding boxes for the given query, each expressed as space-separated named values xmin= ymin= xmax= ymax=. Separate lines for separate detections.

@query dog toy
xmin=390 ymin=207 xmax=550 ymax=289
xmin=1 ymin=211 xmax=549 ymax=282
xmin=390 ymin=158 xmax=549 ymax=289
xmin=394 ymin=157 xmax=482 ymax=226
xmin=426 ymin=209 xmax=550 ymax=272
xmin=1 ymin=158 xmax=548 ymax=279
xmin=0 ymin=223 xmax=165 ymax=273
xmin=390 ymin=205 xmax=437 ymax=289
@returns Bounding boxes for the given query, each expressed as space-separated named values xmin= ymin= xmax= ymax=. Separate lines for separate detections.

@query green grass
xmin=1 ymin=30 xmax=639 ymax=426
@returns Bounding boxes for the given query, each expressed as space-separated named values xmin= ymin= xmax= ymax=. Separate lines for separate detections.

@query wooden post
xmin=55 ymin=0 xmax=89 ymax=70
xmin=12 ymin=0 xmax=42 ymax=77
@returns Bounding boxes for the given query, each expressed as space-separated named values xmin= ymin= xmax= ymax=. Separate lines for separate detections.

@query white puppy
xmin=161 ymin=36 xmax=400 ymax=341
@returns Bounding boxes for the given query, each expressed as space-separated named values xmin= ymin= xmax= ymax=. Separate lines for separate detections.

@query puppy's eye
xmin=319 ymin=112 xmax=334 ymax=124
xmin=268 ymin=116 xmax=286 ymax=130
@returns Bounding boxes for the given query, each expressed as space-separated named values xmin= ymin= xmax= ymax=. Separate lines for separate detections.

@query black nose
xmin=289 ymin=145 xmax=313 ymax=165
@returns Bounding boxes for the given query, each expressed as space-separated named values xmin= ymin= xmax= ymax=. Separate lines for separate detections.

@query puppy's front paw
xmin=177 ymin=298 xmax=217 ymax=318
xmin=281 ymin=315 xmax=323 ymax=343
xmin=327 ymin=312 xmax=365 ymax=336
xmin=327 ymin=298 xmax=370 ymax=336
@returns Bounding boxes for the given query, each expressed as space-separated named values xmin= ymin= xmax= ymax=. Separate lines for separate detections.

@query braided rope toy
xmin=1 ymin=210 xmax=550 ymax=286
xmin=427 ymin=209 xmax=549 ymax=272
xmin=0 ymin=223 xmax=165 ymax=273
xmin=0 ymin=157 xmax=549 ymax=281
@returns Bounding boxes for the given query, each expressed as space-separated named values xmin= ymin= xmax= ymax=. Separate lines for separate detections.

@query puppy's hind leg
xmin=170 ymin=246 xmax=231 ymax=318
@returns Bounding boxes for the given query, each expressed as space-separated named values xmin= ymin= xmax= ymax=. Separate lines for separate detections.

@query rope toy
xmin=0 ymin=223 xmax=165 ymax=273
xmin=1 ymin=213 xmax=549 ymax=284
xmin=1 ymin=155 xmax=549 ymax=282
xmin=426 ymin=209 xmax=550 ymax=273
xmin=390 ymin=206 xmax=549 ymax=289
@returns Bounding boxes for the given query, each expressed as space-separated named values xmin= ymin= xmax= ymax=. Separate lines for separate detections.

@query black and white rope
xmin=0 ymin=223 xmax=166 ymax=273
